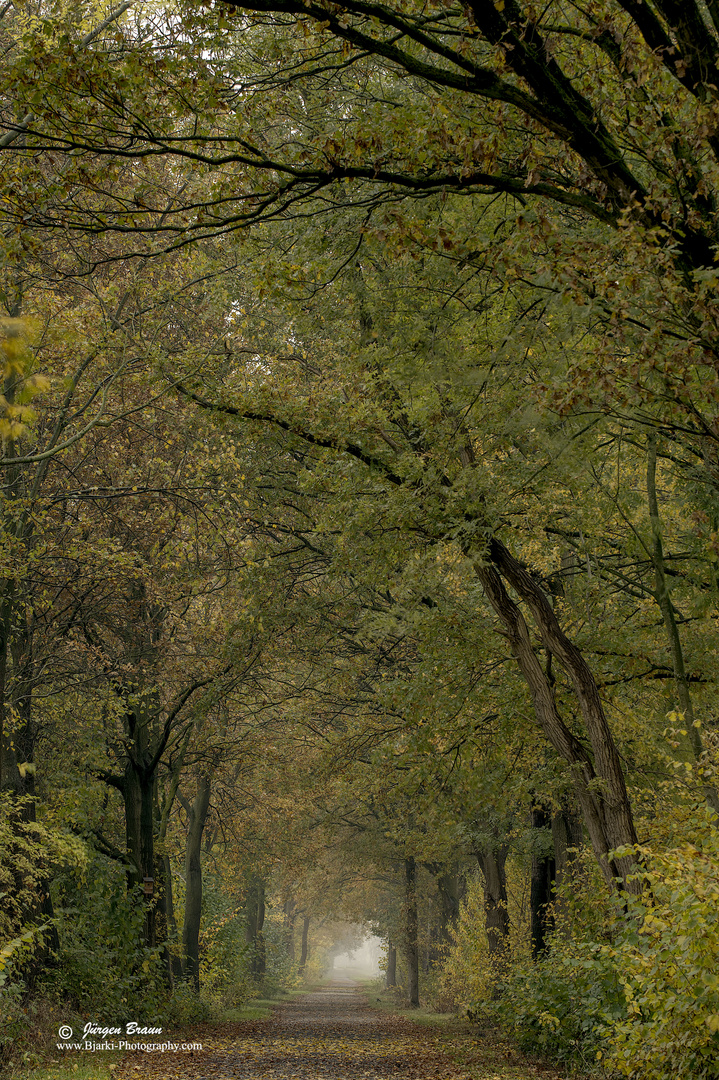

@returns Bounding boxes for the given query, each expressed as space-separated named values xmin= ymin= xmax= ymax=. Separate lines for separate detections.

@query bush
xmin=489 ymin=937 xmax=625 ymax=1066
xmin=43 ymin=855 xmax=165 ymax=1021
xmin=197 ymin=874 xmax=252 ymax=1009
xmin=604 ymin=814 xmax=719 ymax=1079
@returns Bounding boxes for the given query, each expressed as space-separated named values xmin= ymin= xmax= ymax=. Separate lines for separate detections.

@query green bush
xmin=43 ymin=855 xmax=165 ymax=1021
xmin=0 ymin=980 xmax=30 ymax=1069
xmin=604 ymin=814 xmax=719 ymax=1079
xmin=488 ymin=937 xmax=625 ymax=1066
xmin=197 ymin=874 xmax=252 ymax=1009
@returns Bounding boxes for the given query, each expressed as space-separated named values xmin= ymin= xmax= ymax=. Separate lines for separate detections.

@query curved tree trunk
xmin=475 ymin=546 xmax=639 ymax=890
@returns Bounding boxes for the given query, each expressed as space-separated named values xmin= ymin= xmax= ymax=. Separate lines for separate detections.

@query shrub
xmin=604 ymin=813 xmax=719 ymax=1079
xmin=43 ymin=855 xmax=165 ymax=1021
xmin=489 ymin=937 xmax=625 ymax=1066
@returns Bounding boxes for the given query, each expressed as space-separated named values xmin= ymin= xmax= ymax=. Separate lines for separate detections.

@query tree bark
xmin=474 ymin=846 xmax=509 ymax=959
xmin=158 ymin=852 xmax=183 ymax=983
xmin=246 ymin=879 xmax=267 ymax=978
xmin=182 ymin=774 xmax=212 ymax=992
xmin=385 ymin=941 xmax=397 ymax=988
xmin=475 ymin=549 xmax=639 ymax=890
xmin=403 ymin=856 xmax=420 ymax=1007
xmin=123 ymin=742 xmax=157 ymax=946
xmin=283 ymin=899 xmax=296 ymax=961
xmin=436 ymin=867 xmax=463 ymax=943
xmin=298 ymin=914 xmax=310 ymax=975
xmin=530 ymin=806 xmax=555 ymax=958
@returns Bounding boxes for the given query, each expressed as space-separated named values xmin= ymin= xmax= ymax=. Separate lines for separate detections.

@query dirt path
xmin=117 ymin=979 xmax=561 ymax=1080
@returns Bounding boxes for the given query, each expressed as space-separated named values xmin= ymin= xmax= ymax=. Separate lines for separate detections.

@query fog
xmin=332 ymin=933 xmax=382 ymax=977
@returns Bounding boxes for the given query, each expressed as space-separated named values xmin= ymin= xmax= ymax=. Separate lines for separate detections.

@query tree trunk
xmin=385 ymin=941 xmax=397 ymax=988
xmin=530 ymin=806 xmax=555 ymax=958
xmin=158 ymin=853 xmax=183 ymax=983
xmin=246 ymin=879 xmax=267 ymax=978
xmin=124 ymin=752 xmax=157 ymax=946
xmin=182 ymin=774 xmax=212 ymax=991
xmin=427 ymin=866 xmax=463 ymax=966
xmin=475 ymin=547 xmax=639 ymax=890
xmin=298 ymin=914 xmax=310 ymax=975
xmin=403 ymin=856 xmax=420 ymax=1007
xmin=552 ymin=801 xmax=584 ymax=891
xmin=436 ymin=867 xmax=463 ymax=943
xmin=474 ymin=846 xmax=509 ymax=959
xmin=0 ymin=586 xmax=59 ymax=963
xmin=283 ymin=899 xmax=296 ymax=960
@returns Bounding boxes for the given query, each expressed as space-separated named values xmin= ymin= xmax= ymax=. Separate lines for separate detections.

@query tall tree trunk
xmin=298 ymin=914 xmax=310 ymax=975
xmin=551 ymin=800 xmax=585 ymax=929
xmin=246 ymin=879 xmax=267 ymax=978
xmin=647 ymin=435 xmax=719 ymax=815
xmin=403 ymin=856 xmax=420 ymax=1007
xmin=182 ymin=774 xmax=212 ymax=992
xmin=474 ymin=846 xmax=509 ymax=959
xmin=158 ymin=853 xmax=183 ymax=983
xmin=436 ymin=867 xmax=463 ymax=943
xmin=385 ymin=941 xmax=397 ymax=988
xmin=427 ymin=866 xmax=463 ymax=966
xmin=552 ymin=801 xmax=584 ymax=891
xmin=530 ymin=806 xmax=555 ymax=958
xmin=283 ymin=899 xmax=296 ymax=961
xmin=0 ymin=575 xmax=59 ymax=962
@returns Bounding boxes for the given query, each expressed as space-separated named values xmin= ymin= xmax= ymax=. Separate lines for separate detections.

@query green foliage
xmin=439 ymin=867 xmax=531 ymax=1011
xmin=489 ymin=938 xmax=625 ymax=1067
xmin=43 ymin=855 xmax=164 ymax=1021
xmin=0 ymin=978 xmax=30 ymax=1067
xmin=604 ymin=815 xmax=719 ymax=1079
xmin=198 ymin=874 xmax=252 ymax=1010
xmin=0 ymin=795 xmax=85 ymax=946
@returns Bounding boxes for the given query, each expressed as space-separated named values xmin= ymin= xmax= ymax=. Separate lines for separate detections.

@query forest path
xmin=116 ymin=977 xmax=561 ymax=1080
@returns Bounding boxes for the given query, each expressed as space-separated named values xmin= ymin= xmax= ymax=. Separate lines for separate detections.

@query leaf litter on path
xmin=115 ymin=981 xmax=566 ymax=1080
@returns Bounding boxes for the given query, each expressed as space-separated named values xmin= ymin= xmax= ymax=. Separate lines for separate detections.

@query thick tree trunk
xmin=385 ymin=941 xmax=397 ymax=988
xmin=403 ymin=856 xmax=420 ymax=1007
xmin=530 ymin=806 xmax=555 ymax=958
xmin=474 ymin=846 xmax=509 ymax=959
xmin=475 ymin=547 xmax=639 ymax=890
xmin=298 ymin=914 xmax=310 ymax=975
xmin=124 ymin=753 xmax=157 ymax=946
xmin=182 ymin=774 xmax=212 ymax=992
xmin=0 ymin=597 xmax=60 ymax=963
xmin=551 ymin=800 xmax=585 ymax=929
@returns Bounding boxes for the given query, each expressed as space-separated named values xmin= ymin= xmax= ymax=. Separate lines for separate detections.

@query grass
xmin=218 ymin=984 xmax=309 ymax=1021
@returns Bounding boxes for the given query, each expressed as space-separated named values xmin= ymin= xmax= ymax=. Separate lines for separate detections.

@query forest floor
xmin=108 ymin=976 xmax=569 ymax=1080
